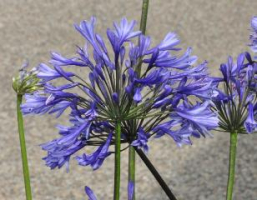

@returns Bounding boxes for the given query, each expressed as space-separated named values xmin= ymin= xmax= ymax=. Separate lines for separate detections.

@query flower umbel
xmin=22 ymin=17 xmax=218 ymax=171
xmin=212 ymin=52 xmax=257 ymax=134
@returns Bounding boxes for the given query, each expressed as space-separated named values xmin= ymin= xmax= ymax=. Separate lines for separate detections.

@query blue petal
xmin=50 ymin=52 xmax=87 ymax=67
xmin=85 ymin=186 xmax=97 ymax=200
xmin=157 ymin=32 xmax=180 ymax=51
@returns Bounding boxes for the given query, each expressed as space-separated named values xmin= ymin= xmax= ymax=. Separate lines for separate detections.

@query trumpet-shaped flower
xmin=76 ymin=133 xmax=113 ymax=170
xmin=131 ymin=128 xmax=150 ymax=153
xmin=244 ymin=103 xmax=257 ymax=133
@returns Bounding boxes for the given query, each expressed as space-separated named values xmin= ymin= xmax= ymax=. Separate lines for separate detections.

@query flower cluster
xmin=212 ymin=16 xmax=257 ymax=134
xmin=21 ymin=17 xmax=218 ymax=172
xmin=212 ymin=52 xmax=257 ymax=133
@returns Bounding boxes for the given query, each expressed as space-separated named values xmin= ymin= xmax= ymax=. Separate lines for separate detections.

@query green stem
xmin=226 ymin=131 xmax=238 ymax=200
xmin=114 ymin=120 xmax=121 ymax=200
xmin=128 ymin=146 xmax=136 ymax=200
xmin=126 ymin=2 xmax=150 ymax=199
xmin=137 ymin=0 xmax=150 ymax=76
xmin=140 ymin=0 xmax=149 ymax=35
xmin=125 ymin=2 xmax=150 ymax=198
xmin=16 ymin=94 xmax=32 ymax=200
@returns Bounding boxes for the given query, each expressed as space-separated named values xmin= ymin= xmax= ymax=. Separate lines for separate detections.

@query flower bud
xmin=12 ymin=62 xmax=41 ymax=95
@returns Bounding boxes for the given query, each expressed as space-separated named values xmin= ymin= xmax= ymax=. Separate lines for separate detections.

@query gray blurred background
xmin=1 ymin=0 xmax=257 ymax=199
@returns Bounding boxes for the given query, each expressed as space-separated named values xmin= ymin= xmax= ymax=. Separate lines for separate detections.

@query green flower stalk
xmin=226 ymin=131 xmax=238 ymax=200
xmin=128 ymin=147 xmax=136 ymax=199
xmin=114 ymin=120 xmax=121 ymax=200
xmin=12 ymin=63 xmax=40 ymax=200
xmin=127 ymin=1 xmax=149 ymax=200
xmin=16 ymin=94 xmax=32 ymax=200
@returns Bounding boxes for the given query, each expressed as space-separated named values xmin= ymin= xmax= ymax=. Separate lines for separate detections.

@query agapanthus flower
xmin=21 ymin=17 xmax=218 ymax=172
xmin=85 ymin=186 xmax=97 ymax=200
xmin=244 ymin=103 xmax=257 ymax=133
xmin=131 ymin=128 xmax=150 ymax=153
xmin=212 ymin=51 xmax=257 ymax=134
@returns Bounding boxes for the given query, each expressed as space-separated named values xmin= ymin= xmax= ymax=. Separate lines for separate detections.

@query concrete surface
xmin=1 ymin=0 xmax=257 ymax=199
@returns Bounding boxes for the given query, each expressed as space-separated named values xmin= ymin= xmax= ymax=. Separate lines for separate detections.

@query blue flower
xmin=131 ymin=128 xmax=150 ymax=153
xmin=76 ymin=133 xmax=113 ymax=170
xmin=153 ymin=120 xmax=192 ymax=147
xmin=75 ymin=17 xmax=101 ymax=56
xmin=50 ymin=52 xmax=87 ymax=67
xmin=175 ymin=76 xmax=214 ymax=99
xmin=157 ymin=32 xmax=180 ymax=51
xmin=113 ymin=18 xmax=141 ymax=43
xmin=85 ymin=186 xmax=97 ymax=200
xmin=107 ymin=18 xmax=141 ymax=53
xmin=151 ymin=101 xmax=218 ymax=146
xmin=151 ymin=47 xmax=197 ymax=69
xmin=37 ymin=63 xmax=74 ymax=82
xmin=41 ymin=139 xmax=85 ymax=171
xmin=135 ymin=68 xmax=167 ymax=85
xmin=21 ymin=93 xmax=72 ymax=117
xmin=175 ymin=101 xmax=218 ymax=133
xmin=244 ymin=103 xmax=257 ymax=133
